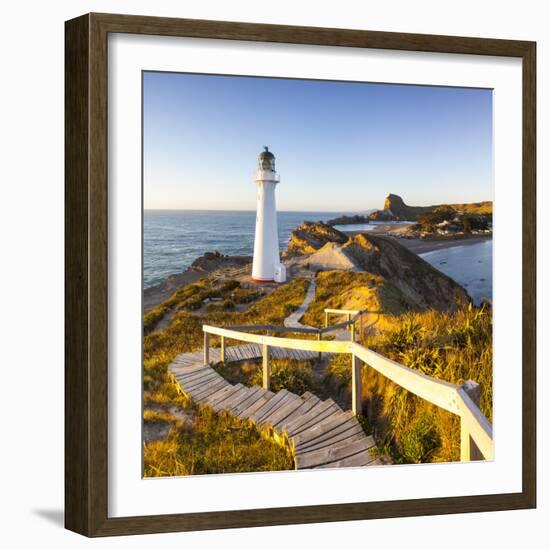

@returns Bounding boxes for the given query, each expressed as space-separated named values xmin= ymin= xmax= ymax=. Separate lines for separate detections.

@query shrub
xmin=360 ymin=304 xmax=492 ymax=463
xmin=249 ymin=359 xmax=318 ymax=396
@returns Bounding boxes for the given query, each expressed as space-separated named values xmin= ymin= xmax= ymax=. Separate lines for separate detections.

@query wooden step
xmin=296 ymin=434 xmax=376 ymax=469
xmin=297 ymin=424 xmax=363 ymax=452
xmin=237 ymin=391 xmax=275 ymax=419
xmin=228 ymin=386 xmax=265 ymax=415
xmin=260 ymin=393 xmax=303 ymax=426
xmin=213 ymin=385 xmax=253 ymax=412
xmin=210 ymin=383 xmax=245 ymax=409
xmin=249 ymin=389 xmax=292 ymax=423
xmin=316 ymin=436 xmax=378 ymax=469
xmin=168 ymin=348 xmax=387 ymax=471
xmin=201 ymin=384 xmax=238 ymax=407
xmin=284 ymin=400 xmax=341 ymax=437
xmin=293 ymin=411 xmax=356 ymax=450
xmin=193 ymin=378 xmax=230 ymax=402
xmin=273 ymin=394 xmax=321 ymax=430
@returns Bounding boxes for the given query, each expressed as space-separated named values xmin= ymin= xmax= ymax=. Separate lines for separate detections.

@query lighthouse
xmin=252 ymin=147 xmax=286 ymax=283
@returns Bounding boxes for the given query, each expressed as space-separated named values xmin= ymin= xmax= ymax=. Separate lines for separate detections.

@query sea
xmin=143 ymin=210 xmax=492 ymax=303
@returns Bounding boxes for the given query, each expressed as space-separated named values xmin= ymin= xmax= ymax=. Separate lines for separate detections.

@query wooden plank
xmin=238 ymin=392 xmax=274 ymax=419
xmin=229 ymin=387 xmax=265 ymax=415
xmin=260 ymin=394 xmax=303 ymax=426
xmin=170 ymin=363 xmax=207 ymax=374
xmin=209 ymin=348 xmax=221 ymax=362
xmin=456 ymin=387 xmax=493 ymax=460
xmin=176 ymin=370 xmax=217 ymax=390
xmin=288 ymin=404 xmax=342 ymax=438
xmin=202 ymin=384 xmax=237 ymax=406
xmin=249 ymin=389 xmax=290 ymax=423
xmin=191 ymin=377 xmax=228 ymax=401
xmin=296 ymin=423 xmax=364 ymax=454
xmin=185 ymin=372 xmax=223 ymax=393
xmin=203 ymin=325 xmax=353 ymax=354
xmin=209 ymin=384 xmax=245 ymax=409
xmin=284 ymin=400 xmax=340 ymax=437
xmin=193 ymin=379 xmax=230 ymax=402
xmin=174 ymin=368 xmax=213 ymax=384
xmin=293 ymin=412 xmax=355 ymax=449
xmin=316 ymin=446 xmax=378 ymax=469
xmin=213 ymin=386 xmax=254 ymax=411
xmin=274 ymin=395 xmax=321 ymax=429
xmin=296 ymin=435 xmax=374 ymax=469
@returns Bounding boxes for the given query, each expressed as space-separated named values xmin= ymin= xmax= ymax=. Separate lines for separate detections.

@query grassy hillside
xmin=325 ymin=305 xmax=492 ymax=463
xmin=449 ymin=201 xmax=493 ymax=215
xmin=302 ymin=270 xmax=411 ymax=327
xmin=143 ymin=278 xmax=309 ymax=476
xmin=301 ymin=271 xmax=492 ymax=464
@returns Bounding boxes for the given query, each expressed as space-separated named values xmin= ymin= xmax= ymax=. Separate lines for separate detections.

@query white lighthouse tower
xmin=252 ymin=147 xmax=286 ymax=283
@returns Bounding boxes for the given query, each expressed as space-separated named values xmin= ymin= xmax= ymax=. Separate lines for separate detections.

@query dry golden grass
xmin=325 ymin=304 xmax=492 ymax=464
xmin=142 ymin=278 xmax=309 ymax=476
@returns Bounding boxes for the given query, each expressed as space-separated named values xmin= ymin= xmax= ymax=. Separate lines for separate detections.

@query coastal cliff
xmin=372 ymin=193 xmax=492 ymax=222
xmin=288 ymin=221 xmax=469 ymax=311
xmin=287 ymin=221 xmax=348 ymax=254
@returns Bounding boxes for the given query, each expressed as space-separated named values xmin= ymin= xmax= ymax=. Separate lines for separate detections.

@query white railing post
xmin=203 ymin=332 xmax=210 ymax=365
xmin=262 ymin=343 xmax=270 ymax=390
xmin=352 ymin=353 xmax=362 ymax=417
xmin=220 ymin=335 xmax=226 ymax=362
xmin=460 ymin=380 xmax=482 ymax=461
xmin=350 ymin=322 xmax=355 ymax=342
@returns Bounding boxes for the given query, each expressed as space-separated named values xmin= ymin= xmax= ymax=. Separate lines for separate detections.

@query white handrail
xmin=351 ymin=344 xmax=461 ymax=415
xmin=201 ymin=319 xmax=493 ymax=461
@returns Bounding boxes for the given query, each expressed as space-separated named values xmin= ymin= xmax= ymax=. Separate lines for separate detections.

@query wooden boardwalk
xmin=169 ymin=344 xmax=381 ymax=470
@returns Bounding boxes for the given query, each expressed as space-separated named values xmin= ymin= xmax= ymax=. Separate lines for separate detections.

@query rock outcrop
xmin=191 ymin=251 xmax=251 ymax=272
xmin=344 ymin=233 xmax=469 ymax=310
xmin=368 ymin=193 xmax=493 ymax=222
xmin=326 ymin=214 xmax=371 ymax=226
xmin=288 ymin=221 xmax=469 ymax=311
xmin=287 ymin=221 xmax=348 ymax=254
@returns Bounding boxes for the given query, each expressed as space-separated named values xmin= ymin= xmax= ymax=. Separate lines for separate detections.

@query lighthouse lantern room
xmin=252 ymin=147 xmax=286 ymax=283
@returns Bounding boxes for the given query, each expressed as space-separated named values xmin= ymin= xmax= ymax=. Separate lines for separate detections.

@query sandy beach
xmin=340 ymin=223 xmax=492 ymax=255
xmin=395 ymin=235 xmax=492 ymax=255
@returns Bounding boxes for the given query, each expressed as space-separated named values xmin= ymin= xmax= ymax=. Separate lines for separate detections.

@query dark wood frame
xmin=65 ymin=12 xmax=537 ymax=537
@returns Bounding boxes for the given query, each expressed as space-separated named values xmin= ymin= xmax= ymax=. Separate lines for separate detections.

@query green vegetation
xmin=144 ymin=278 xmax=264 ymax=334
xmin=213 ymin=358 xmax=319 ymax=396
xmin=415 ymin=206 xmax=491 ymax=234
xmin=143 ymin=278 xmax=309 ymax=476
xmin=144 ymin=404 xmax=294 ymax=477
xmin=301 ymin=270 xmax=411 ymax=328
xmin=324 ymin=305 xmax=492 ymax=464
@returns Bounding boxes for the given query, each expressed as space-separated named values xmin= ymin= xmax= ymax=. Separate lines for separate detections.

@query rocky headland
xmin=327 ymin=193 xmax=492 ymax=226
xmin=143 ymin=252 xmax=252 ymax=312
xmin=288 ymin=222 xmax=469 ymax=311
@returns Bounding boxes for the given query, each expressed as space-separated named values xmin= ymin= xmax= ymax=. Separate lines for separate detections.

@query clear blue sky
xmin=143 ymin=71 xmax=493 ymax=212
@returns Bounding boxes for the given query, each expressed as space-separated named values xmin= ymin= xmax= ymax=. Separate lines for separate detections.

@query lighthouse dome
xmin=258 ymin=146 xmax=276 ymax=171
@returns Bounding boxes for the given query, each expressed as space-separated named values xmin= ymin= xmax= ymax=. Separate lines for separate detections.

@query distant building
xmin=251 ymin=147 xmax=286 ymax=283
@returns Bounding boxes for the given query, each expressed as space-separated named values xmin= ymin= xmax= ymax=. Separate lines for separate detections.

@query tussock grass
xmin=325 ymin=304 xmax=492 ymax=464
xmin=143 ymin=406 xmax=294 ymax=477
xmin=214 ymin=358 xmax=319 ymax=396
xmin=302 ymin=270 xmax=411 ymax=328
xmin=143 ymin=278 xmax=309 ymax=476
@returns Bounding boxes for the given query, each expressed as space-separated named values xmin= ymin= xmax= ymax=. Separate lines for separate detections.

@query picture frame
xmin=65 ymin=12 xmax=536 ymax=537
